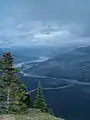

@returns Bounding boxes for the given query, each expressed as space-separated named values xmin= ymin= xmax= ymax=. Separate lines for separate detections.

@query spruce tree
xmin=18 ymin=84 xmax=32 ymax=108
xmin=34 ymin=81 xmax=48 ymax=112
xmin=0 ymin=52 xmax=32 ymax=114
xmin=0 ymin=84 xmax=6 ymax=114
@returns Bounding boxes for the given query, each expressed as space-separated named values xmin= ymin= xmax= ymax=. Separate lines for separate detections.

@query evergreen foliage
xmin=0 ymin=52 xmax=54 ymax=115
xmin=0 ymin=52 xmax=32 ymax=114
xmin=34 ymin=81 xmax=48 ymax=112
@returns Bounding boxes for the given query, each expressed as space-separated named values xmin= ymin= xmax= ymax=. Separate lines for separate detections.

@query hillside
xmin=0 ymin=112 xmax=64 ymax=120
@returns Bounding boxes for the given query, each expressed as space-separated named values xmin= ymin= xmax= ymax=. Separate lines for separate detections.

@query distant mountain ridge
xmin=1 ymin=45 xmax=90 ymax=81
xmin=20 ymin=46 xmax=90 ymax=81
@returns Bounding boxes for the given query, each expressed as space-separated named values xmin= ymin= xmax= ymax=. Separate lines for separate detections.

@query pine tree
xmin=18 ymin=84 xmax=32 ymax=108
xmin=0 ymin=54 xmax=8 ymax=114
xmin=0 ymin=52 xmax=32 ymax=113
xmin=34 ymin=81 xmax=48 ymax=112
xmin=0 ymin=84 xmax=6 ymax=114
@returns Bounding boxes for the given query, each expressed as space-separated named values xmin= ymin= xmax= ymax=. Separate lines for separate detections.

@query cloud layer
xmin=0 ymin=21 xmax=90 ymax=48
xmin=0 ymin=0 xmax=90 ymax=48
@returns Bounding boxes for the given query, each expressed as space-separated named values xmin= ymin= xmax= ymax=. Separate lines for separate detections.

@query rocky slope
xmin=0 ymin=113 xmax=64 ymax=120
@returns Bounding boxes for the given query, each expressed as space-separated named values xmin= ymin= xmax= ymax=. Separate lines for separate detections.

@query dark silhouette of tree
xmin=34 ymin=81 xmax=48 ymax=112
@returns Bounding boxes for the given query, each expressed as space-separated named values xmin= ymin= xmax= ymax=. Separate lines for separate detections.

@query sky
xmin=0 ymin=0 xmax=90 ymax=48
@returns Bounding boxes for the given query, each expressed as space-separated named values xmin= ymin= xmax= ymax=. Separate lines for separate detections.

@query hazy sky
xmin=0 ymin=0 xmax=90 ymax=48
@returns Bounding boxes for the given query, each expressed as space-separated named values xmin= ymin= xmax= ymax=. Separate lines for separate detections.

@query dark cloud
xmin=0 ymin=0 xmax=90 ymax=48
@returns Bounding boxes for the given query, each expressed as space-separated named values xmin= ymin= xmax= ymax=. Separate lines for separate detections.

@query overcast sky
xmin=0 ymin=0 xmax=90 ymax=48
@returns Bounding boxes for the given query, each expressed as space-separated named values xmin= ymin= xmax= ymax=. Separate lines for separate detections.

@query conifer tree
xmin=19 ymin=84 xmax=32 ymax=108
xmin=34 ymin=81 xmax=48 ymax=112
xmin=0 ymin=84 xmax=6 ymax=114
xmin=0 ymin=52 xmax=32 ymax=113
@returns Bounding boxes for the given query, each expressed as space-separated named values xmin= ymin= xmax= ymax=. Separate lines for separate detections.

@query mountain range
xmin=17 ymin=45 xmax=90 ymax=82
xmin=1 ymin=45 xmax=90 ymax=120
